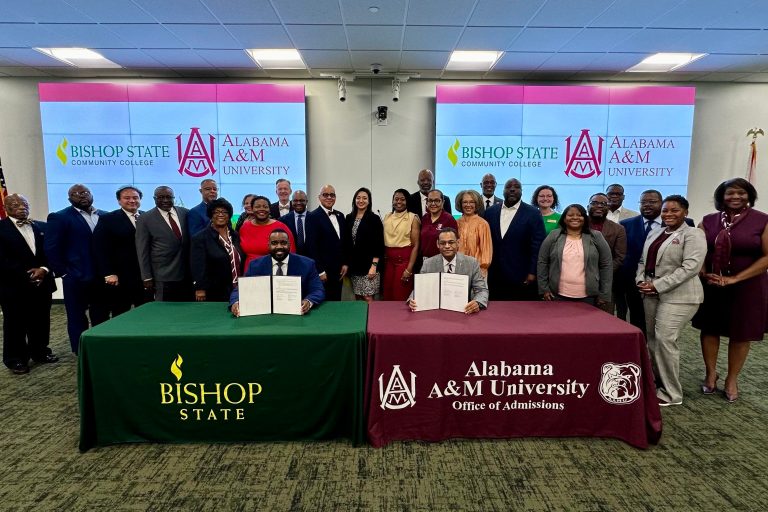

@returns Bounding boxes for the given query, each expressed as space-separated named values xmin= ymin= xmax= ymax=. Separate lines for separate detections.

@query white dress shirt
xmin=322 ymin=207 xmax=340 ymax=238
xmin=442 ymin=257 xmax=456 ymax=273
xmin=123 ymin=209 xmax=139 ymax=227
xmin=278 ymin=202 xmax=291 ymax=217
xmin=78 ymin=207 xmax=100 ymax=231
xmin=11 ymin=217 xmax=36 ymax=254
xmin=499 ymin=202 xmax=520 ymax=238
xmin=272 ymin=255 xmax=290 ymax=275
xmin=160 ymin=208 xmax=182 ymax=237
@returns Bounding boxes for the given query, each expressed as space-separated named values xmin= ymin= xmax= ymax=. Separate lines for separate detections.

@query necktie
xmin=275 ymin=262 xmax=284 ymax=276
xmin=16 ymin=219 xmax=33 ymax=227
xmin=447 ymin=263 xmax=453 ymax=273
xmin=644 ymin=220 xmax=654 ymax=237
xmin=296 ymin=214 xmax=305 ymax=245
xmin=168 ymin=211 xmax=182 ymax=239
xmin=134 ymin=213 xmax=140 ymax=222
xmin=486 ymin=199 xmax=491 ymax=209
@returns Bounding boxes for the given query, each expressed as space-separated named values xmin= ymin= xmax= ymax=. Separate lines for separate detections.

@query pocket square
xmin=671 ymin=238 xmax=681 ymax=244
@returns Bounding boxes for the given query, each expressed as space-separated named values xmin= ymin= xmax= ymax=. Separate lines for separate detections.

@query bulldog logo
xmin=599 ymin=362 xmax=641 ymax=405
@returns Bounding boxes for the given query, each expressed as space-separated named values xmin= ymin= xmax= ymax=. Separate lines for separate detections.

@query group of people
xmin=1 ymin=172 xmax=765 ymax=410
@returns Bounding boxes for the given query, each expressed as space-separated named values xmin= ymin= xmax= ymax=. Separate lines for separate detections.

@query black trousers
xmin=106 ymin=281 xmax=152 ymax=317
xmin=2 ymin=289 xmax=53 ymax=367
xmin=63 ymin=278 xmax=109 ymax=354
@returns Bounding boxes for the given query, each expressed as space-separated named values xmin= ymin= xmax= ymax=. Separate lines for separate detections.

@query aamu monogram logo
xmin=176 ymin=127 xmax=216 ymax=177
xmin=564 ymin=129 xmax=604 ymax=179
xmin=379 ymin=365 xmax=416 ymax=410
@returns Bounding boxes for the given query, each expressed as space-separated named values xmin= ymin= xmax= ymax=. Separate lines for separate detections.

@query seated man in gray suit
xmin=136 ymin=186 xmax=193 ymax=302
xmin=407 ymin=227 xmax=488 ymax=314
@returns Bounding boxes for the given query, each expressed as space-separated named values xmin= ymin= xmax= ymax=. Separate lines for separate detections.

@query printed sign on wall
xmin=39 ymin=83 xmax=306 ymax=212
xmin=435 ymin=85 xmax=695 ymax=211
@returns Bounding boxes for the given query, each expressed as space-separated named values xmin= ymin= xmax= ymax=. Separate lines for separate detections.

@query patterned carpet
xmin=0 ymin=305 xmax=766 ymax=511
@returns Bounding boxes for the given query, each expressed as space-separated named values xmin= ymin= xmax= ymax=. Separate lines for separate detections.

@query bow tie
xmin=328 ymin=210 xmax=335 ymax=217
xmin=15 ymin=219 xmax=33 ymax=227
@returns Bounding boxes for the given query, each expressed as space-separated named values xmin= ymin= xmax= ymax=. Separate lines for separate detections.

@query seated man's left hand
xmin=301 ymin=299 xmax=312 ymax=315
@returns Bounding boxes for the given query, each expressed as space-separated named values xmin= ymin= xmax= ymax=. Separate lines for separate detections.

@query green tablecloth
xmin=79 ymin=301 xmax=367 ymax=451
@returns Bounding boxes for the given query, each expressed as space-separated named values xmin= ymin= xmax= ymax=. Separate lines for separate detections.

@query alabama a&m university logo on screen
xmin=177 ymin=127 xmax=216 ymax=177
xmin=379 ymin=365 xmax=416 ymax=410
xmin=564 ymin=129 xmax=604 ymax=179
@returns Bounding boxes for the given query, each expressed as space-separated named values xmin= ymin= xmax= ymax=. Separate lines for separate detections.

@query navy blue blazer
xmin=279 ymin=211 xmax=308 ymax=255
xmin=45 ymin=206 xmax=107 ymax=282
xmin=92 ymin=209 xmax=145 ymax=284
xmin=187 ymin=201 xmax=209 ymax=238
xmin=484 ymin=201 xmax=546 ymax=284
xmin=304 ymin=206 xmax=346 ymax=276
xmin=0 ymin=218 xmax=56 ymax=299
xmin=229 ymin=253 xmax=325 ymax=306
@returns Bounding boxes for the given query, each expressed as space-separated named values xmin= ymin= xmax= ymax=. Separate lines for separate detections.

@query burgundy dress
xmin=692 ymin=208 xmax=768 ymax=341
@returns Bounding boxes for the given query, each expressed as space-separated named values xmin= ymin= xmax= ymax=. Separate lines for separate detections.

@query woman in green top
xmin=532 ymin=185 xmax=561 ymax=234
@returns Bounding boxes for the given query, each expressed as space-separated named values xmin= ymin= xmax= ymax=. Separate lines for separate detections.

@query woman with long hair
xmin=343 ymin=187 xmax=384 ymax=303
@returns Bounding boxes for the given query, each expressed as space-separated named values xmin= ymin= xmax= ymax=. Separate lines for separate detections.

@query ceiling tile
xmin=706 ymin=0 xmax=768 ymax=29
xmin=97 ymin=49 xmax=165 ymax=67
xmin=271 ymin=0 xmax=343 ymax=24
xmin=64 ymin=0 xmax=157 ymax=23
xmin=0 ymin=66 xmax=52 ymax=76
xmin=537 ymin=53 xmax=602 ymax=71
xmin=131 ymin=0 xmax=219 ymax=23
xmin=300 ymin=50 xmax=352 ymax=69
xmin=675 ymin=29 xmax=768 ymax=54
xmin=571 ymin=71 xmax=622 ymax=80
xmin=164 ymin=24 xmax=240 ymax=49
xmin=562 ymin=28 xmax=639 ymax=52
xmin=590 ymin=0 xmax=683 ymax=28
xmin=0 ymin=48 xmax=70 ymax=66
xmin=468 ymin=0 xmax=546 ymax=27
xmin=287 ymin=25 xmax=348 ymax=50
xmin=36 ymin=23 xmax=134 ymax=48
xmin=696 ymin=72 xmax=755 ymax=81
xmin=528 ymin=0 xmax=616 ymax=27
xmin=690 ymin=55 xmax=768 ymax=73
xmin=341 ymin=0 xmax=406 ymax=25
xmin=0 ymin=54 xmax=21 ymax=65
xmin=647 ymin=0 xmax=755 ymax=29
xmin=349 ymin=50 xmax=401 ymax=70
xmin=493 ymin=52 xmax=553 ymax=71
xmin=0 ymin=23 xmax=58 ymax=48
xmin=734 ymin=72 xmax=768 ymax=82
xmin=506 ymin=28 xmax=582 ymax=52
xmin=610 ymin=28 xmax=700 ymax=53
xmin=399 ymin=51 xmax=450 ymax=70
xmin=406 ymin=0 xmax=474 ymax=25
xmin=456 ymin=27 xmax=522 ymax=50
xmin=3 ymin=0 xmax=94 ymax=23
xmin=202 ymin=0 xmax=280 ymax=24
xmin=140 ymin=49 xmax=214 ymax=67
xmin=105 ymin=24 xmax=186 ymax=48
xmin=225 ymin=24 xmax=292 ymax=48
xmin=347 ymin=26 xmax=402 ymax=51
xmin=195 ymin=49 xmax=256 ymax=67
xmin=403 ymin=26 xmax=462 ymax=51
xmin=580 ymin=53 xmax=647 ymax=71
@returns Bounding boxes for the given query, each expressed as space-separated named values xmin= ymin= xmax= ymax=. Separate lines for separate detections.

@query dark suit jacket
xmin=595 ymin=218 xmax=627 ymax=273
xmin=0 ymin=218 xmax=56 ymax=300
xmin=230 ymin=253 xmax=325 ymax=306
xmin=191 ymin=226 xmax=245 ymax=301
xmin=270 ymin=201 xmax=292 ymax=219
xmin=481 ymin=196 xmax=504 ymax=210
xmin=484 ymin=201 xmax=546 ymax=284
xmin=187 ymin=201 xmax=209 ymax=238
xmin=45 ymin=205 xmax=106 ymax=282
xmin=304 ymin=206 xmax=346 ymax=277
xmin=407 ymin=191 xmax=452 ymax=217
xmin=343 ymin=210 xmax=385 ymax=275
xmin=93 ymin=209 xmax=144 ymax=285
xmin=620 ymin=215 xmax=654 ymax=279
xmin=135 ymin=206 xmax=190 ymax=282
xmin=279 ymin=211 xmax=308 ymax=255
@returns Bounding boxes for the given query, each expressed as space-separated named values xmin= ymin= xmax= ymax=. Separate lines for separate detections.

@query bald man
xmin=407 ymin=169 xmax=452 ymax=216
xmin=304 ymin=184 xmax=348 ymax=301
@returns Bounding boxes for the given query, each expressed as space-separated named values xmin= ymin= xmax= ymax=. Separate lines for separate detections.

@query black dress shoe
xmin=33 ymin=354 xmax=59 ymax=364
xmin=10 ymin=362 xmax=30 ymax=375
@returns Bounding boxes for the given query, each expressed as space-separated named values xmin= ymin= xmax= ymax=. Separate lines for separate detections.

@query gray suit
xmin=135 ymin=206 xmax=191 ymax=301
xmin=414 ymin=252 xmax=489 ymax=308
xmin=636 ymin=224 xmax=706 ymax=404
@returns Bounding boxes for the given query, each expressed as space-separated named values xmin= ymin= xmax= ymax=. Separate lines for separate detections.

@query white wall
xmin=1 ymin=77 xmax=767 ymax=223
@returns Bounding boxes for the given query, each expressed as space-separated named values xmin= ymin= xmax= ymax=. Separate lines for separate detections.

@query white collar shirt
xmin=322 ymin=207 xmax=340 ymax=238
xmin=122 ymin=209 xmax=139 ymax=227
xmin=77 ymin=207 xmax=99 ymax=231
xmin=499 ymin=202 xmax=520 ymax=238
xmin=10 ymin=216 xmax=36 ymax=254
xmin=272 ymin=255 xmax=290 ymax=275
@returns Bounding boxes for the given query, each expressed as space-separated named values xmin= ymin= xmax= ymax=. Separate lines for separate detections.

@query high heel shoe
xmin=723 ymin=388 xmax=739 ymax=403
xmin=701 ymin=374 xmax=719 ymax=395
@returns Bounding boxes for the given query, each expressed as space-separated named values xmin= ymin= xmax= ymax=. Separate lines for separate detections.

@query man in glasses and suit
xmin=305 ymin=184 xmax=348 ymax=301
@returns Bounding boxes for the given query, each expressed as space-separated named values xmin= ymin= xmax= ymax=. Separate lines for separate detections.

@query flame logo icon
xmin=56 ymin=138 xmax=68 ymax=165
xmin=447 ymin=138 xmax=460 ymax=166
xmin=170 ymin=354 xmax=183 ymax=382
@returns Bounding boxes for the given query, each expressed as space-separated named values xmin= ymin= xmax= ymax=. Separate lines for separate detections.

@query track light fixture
xmin=338 ymin=77 xmax=347 ymax=102
xmin=392 ymin=78 xmax=401 ymax=102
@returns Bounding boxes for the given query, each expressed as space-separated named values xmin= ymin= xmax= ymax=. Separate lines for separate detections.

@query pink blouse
xmin=559 ymin=238 xmax=586 ymax=298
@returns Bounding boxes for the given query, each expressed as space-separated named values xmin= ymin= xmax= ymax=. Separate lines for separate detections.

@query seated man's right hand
xmin=231 ymin=301 xmax=240 ymax=317
xmin=407 ymin=299 xmax=417 ymax=311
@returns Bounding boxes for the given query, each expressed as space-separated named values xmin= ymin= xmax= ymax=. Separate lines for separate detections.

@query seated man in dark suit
xmin=230 ymin=229 xmax=324 ymax=316
xmin=279 ymin=190 xmax=308 ymax=255
xmin=407 ymin=227 xmax=488 ymax=314
xmin=0 ymin=194 xmax=58 ymax=374
xmin=406 ymin=168 xmax=452 ymax=217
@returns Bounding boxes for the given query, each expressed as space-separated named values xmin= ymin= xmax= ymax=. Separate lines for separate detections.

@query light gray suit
xmin=636 ymin=224 xmax=706 ymax=404
xmin=413 ymin=252 xmax=489 ymax=308
xmin=135 ymin=206 xmax=191 ymax=300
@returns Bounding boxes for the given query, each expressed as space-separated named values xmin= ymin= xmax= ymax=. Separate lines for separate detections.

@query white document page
xmin=237 ymin=276 xmax=272 ymax=316
xmin=413 ymin=273 xmax=440 ymax=311
xmin=440 ymin=273 xmax=469 ymax=313
xmin=272 ymin=275 xmax=302 ymax=315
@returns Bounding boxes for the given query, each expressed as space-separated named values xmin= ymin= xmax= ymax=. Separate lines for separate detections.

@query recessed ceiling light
xmin=34 ymin=47 xmax=121 ymax=68
xmin=245 ymin=48 xmax=306 ymax=69
xmin=369 ymin=6 xmax=380 ymax=13
xmin=626 ymin=53 xmax=707 ymax=72
xmin=446 ymin=50 xmax=503 ymax=71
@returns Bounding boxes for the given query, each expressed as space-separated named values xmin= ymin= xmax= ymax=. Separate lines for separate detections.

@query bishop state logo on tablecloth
xmin=378 ymin=365 xmax=416 ymax=410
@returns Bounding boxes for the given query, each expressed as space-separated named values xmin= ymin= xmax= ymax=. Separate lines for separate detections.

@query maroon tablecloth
xmin=365 ymin=301 xmax=662 ymax=448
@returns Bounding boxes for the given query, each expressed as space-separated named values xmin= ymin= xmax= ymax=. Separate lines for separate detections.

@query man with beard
xmin=230 ymin=229 xmax=324 ymax=316
xmin=484 ymin=178 xmax=546 ymax=300
xmin=279 ymin=190 xmax=309 ymax=255
xmin=45 ymin=184 xmax=109 ymax=354
xmin=619 ymin=190 xmax=663 ymax=334
xmin=587 ymin=193 xmax=627 ymax=314
xmin=407 ymin=168 xmax=452 ymax=217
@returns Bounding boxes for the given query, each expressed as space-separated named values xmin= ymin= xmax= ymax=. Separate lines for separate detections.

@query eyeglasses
xmin=437 ymin=240 xmax=458 ymax=246
xmin=426 ymin=199 xmax=443 ymax=204
xmin=320 ymin=193 xmax=336 ymax=198
xmin=211 ymin=209 xmax=229 ymax=217
xmin=589 ymin=201 xmax=608 ymax=207
xmin=70 ymin=190 xmax=92 ymax=197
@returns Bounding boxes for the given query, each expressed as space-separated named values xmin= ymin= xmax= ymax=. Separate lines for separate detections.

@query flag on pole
xmin=0 ymin=158 xmax=8 ymax=220
xmin=746 ymin=128 xmax=764 ymax=185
